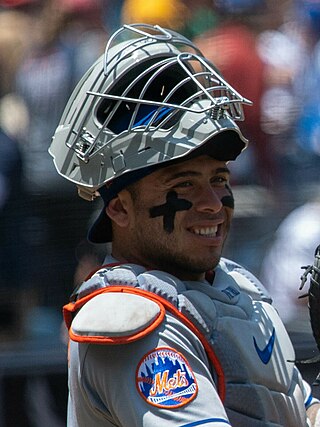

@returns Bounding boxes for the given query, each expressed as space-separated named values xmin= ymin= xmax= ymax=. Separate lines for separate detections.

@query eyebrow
xmin=164 ymin=167 xmax=230 ymax=182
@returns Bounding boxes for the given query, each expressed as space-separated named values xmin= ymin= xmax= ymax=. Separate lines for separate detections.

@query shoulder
xmin=66 ymin=286 xmax=167 ymax=345
xmin=217 ymin=257 xmax=272 ymax=303
xmin=66 ymin=263 xmax=189 ymax=343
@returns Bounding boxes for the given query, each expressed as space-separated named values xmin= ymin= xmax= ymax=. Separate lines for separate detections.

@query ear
xmin=106 ymin=195 xmax=130 ymax=228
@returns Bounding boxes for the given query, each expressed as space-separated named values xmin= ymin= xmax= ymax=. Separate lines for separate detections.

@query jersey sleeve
xmin=68 ymin=312 xmax=230 ymax=427
xmin=303 ymin=378 xmax=320 ymax=410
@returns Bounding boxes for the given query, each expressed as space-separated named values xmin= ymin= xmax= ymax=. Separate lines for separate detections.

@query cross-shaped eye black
xmin=149 ymin=191 xmax=192 ymax=233
xmin=221 ymin=184 xmax=234 ymax=209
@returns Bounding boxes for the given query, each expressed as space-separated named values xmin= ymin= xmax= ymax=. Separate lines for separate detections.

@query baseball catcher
xmin=49 ymin=23 xmax=320 ymax=427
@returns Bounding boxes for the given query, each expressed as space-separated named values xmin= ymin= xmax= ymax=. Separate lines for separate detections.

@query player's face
xmin=115 ymin=155 xmax=234 ymax=281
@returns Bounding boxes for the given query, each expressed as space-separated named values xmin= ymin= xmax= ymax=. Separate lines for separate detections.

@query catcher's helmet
xmin=49 ymin=24 xmax=252 ymax=242
xmin=49 ymin=24 xmax=251 ymax=195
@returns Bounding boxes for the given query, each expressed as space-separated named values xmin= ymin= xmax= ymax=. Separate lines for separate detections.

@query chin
xmin=190 ymin=256 xmax=221 ymax=274
xmin=206 ymin=253 xmax=222 ymax=270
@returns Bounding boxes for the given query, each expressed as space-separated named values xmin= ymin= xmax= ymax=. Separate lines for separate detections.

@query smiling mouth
xmin=192 ymin=226 xmax=219 ymax=237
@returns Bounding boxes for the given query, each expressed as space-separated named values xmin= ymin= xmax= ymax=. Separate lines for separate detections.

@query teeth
xmin=193 ymin=226 xmax=218 ymax=237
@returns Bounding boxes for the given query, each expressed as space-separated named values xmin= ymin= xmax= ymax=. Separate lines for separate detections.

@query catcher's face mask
xmin=49 ymin=23 xmax=251 ymax=197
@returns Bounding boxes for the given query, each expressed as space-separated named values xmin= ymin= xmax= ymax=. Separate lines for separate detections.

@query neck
xmin=109 ymin=249 xmax=206 ymax=282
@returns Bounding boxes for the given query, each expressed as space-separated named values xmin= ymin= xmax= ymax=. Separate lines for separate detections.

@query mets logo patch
xmin=136 ymin=347 xmax=198 ymax=408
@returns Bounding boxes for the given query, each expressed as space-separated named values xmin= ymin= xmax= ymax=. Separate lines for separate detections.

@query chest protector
xmin=64 ymin=258 xmax=309 ymax=427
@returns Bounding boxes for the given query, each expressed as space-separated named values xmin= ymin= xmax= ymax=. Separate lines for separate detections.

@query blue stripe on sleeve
xmin=179 ymin=418 xmax=231 ymax=427
xmin=305 ymin=393 xmax=313 ymax=408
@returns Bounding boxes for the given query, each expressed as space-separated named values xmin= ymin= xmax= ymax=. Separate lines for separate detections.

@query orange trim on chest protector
xmin=63 ymin=285 xmax=226 ymax=402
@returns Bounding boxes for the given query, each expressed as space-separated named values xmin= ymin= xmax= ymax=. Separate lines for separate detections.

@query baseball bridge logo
xmin=135 ymin=347 xmax=198 ymax=408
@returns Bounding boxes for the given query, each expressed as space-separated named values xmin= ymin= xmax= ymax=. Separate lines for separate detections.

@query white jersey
xmin=65 ymin=257 xmax=317 ymax=426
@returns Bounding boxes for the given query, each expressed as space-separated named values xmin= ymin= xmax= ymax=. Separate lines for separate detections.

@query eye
xmin=173 ymin=180 xmax=193 ymax=189
xmin=212 ymin=175 xmax=229 ymax=185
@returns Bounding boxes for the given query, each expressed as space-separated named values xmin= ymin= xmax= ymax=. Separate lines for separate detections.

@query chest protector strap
xmin=63 ymin=285 xmax=225 ymax=401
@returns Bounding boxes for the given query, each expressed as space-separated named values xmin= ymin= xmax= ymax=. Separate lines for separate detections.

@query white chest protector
xmin=66 ymin=258 xmax=312 ymax=426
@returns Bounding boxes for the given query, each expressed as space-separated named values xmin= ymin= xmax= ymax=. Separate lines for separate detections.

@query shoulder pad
xmin=219 ymin=258 xmax=272 ymax=303
xmin=73 ymin=263 xmax=146 ymax=300
xmin=69 ymin=290 xmax=165 ymax=344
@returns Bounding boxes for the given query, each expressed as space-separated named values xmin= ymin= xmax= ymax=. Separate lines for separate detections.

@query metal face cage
xmin=65 ymin=23 xmax=252 ymax=163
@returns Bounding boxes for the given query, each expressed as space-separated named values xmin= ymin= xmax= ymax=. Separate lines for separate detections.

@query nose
xmin=195 ymin=184 xmax=223 ymax=214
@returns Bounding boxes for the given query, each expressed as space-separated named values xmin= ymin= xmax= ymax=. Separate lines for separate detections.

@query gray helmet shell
xmin=49 ymin=24 xmax=251 ymax=198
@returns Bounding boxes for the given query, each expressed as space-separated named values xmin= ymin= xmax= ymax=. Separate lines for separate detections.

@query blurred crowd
xmin=0 ymin=0 xmax=320 ymax=425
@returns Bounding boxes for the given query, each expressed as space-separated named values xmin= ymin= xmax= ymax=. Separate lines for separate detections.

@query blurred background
xmin=0 ymin=0 xmax=319 ymax=425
